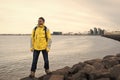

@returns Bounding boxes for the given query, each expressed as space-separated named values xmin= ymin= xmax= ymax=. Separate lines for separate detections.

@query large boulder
xmin=49 ymin=75 xmax=64 ymax=80
xmin=110 ymin=64 xmax=120 ymax=80
xmin=38 ymin=74 xmax=51 ymax=80
xmin=116 ymin=53 xmax=120 ymax=63
xmin=84 ymin=59 xmax=105 ymax=70
xmin=52 ymin=66 xmax=70 ymax=75
xmin=88 ymin=69 xmax=110 ymax=80
xmin=103 ymin=55 xmax=115 ymax=60
xmin=102 ymin=55 xmax=119 ymax=69
xmin=116 ymin=53 xmax=120 ymax=57
xmin=67 ymin=64 xmax=95 ymax=80
xmin=38 ymin=66 xmax=70 ymax=80
xmin=70 ymin=70 xmax=87 ymax=80
xmin=68 ymin=62 xmax=85 ymax=74
xmin=82 ymin=64 xmax=95 ymax=74
xmin=96 ymin=78 xmax=110 ymax=80
xmin=84 ymin=59 xmax=102 ymax=65
xmin=92 ymin=62 xmax=105 ymax=70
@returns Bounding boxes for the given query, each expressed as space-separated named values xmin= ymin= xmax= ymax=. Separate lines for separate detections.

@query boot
xmin=45 ymin=69 xmax=51 ymax=74
xmin=29 ymin=71 xmax=35 ymax=78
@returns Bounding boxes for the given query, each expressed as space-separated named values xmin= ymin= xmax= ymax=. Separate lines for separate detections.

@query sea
xmin=0 ymin=35 xmax=120 ymax=80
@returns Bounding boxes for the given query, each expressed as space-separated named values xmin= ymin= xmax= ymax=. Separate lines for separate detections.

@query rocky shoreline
xmin=102 ymin=35 xmax=120 ymax=41
xmin=37 ymin=53 xmax=120 ymax=80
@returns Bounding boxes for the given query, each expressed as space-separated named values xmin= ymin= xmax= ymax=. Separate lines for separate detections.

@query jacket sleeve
xmin=30 ymin=29 xmax=35 ymax=50
xmin=46 ymin=29 xmax=52 ymax=51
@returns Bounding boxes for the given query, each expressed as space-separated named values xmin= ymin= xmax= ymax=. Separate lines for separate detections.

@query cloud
xmin=0 ymin=0 xmax=120 ymax=33
xmin=83 ymin=0 xmax=120 ymax=29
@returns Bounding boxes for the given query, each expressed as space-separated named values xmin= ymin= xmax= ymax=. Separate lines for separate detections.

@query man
xmin=29 ymin=17 xmax=52 ymax=78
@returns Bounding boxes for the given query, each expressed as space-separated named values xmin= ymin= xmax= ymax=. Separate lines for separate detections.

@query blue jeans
xmin=31 ymin=49 xmax=49 ymax=72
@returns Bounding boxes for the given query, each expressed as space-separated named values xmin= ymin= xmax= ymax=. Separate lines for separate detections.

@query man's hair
xmin=39 ymin=17 xmax=45 ymax=22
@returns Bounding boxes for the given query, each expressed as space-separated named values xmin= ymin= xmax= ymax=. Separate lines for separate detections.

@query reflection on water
xmin=0 ymin=35 xmax=120 ymax=80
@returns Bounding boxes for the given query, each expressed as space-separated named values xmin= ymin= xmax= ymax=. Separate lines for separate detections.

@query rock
xmin=92 ymin=62 xmax=105 ymax=70
xmin=96 ymin=78 xmax=110 ymax=80
xmin=71 ymin=70 xmax=86 ymax=80
xmin=102 ymin=56 xmax=119 ymax=69
xmin=84 ymin=59 xmax=105 ymax=70
xmin=116 ymin=53 xmax=120 ymax=57
xmin=102 ymin=35 xmax=120 ymax=41
xmin=103 ymin=55 xmax=115 ymax=60
xmin=49 ymin=75 xmax=64 ymax=80
xmin=115 ymin=54 xmax=120 ymax=63
xmin=116 ymin=57 xmax=120 ymax=64
xmin=52 ymin=66 xmax=70 ymax=75
xmin=69 ymin=62 xmax=85 ymax=74
xmin=110 ymin=64 xmax=120 ymax=80
xmin=83 ymin=64 xmax=95 ymax=73
xmin=38 ymin=54 xmax=120 ymax=80
xmin=38 ymin=74 xmax=51 ymax=80
xmin=84 ymin=59 xmax=102 ymax=65
xmin=20 ymin=77 xmax=38 ymax=80
xmin=117 ymin=76 xmax=120 ymax=80
xmin=89 ymin=69 xmax=110 ymax=79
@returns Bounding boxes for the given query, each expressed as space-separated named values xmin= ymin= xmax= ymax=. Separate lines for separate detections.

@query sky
xmin=0 ymin=0 xmax=120 ymax=34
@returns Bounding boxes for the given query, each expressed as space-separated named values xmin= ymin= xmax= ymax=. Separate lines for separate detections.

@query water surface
xmin=0 ymin=35 xmax=120 ymax=80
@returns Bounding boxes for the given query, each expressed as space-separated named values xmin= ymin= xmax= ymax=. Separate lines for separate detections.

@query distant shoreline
xmin=102 ymin=34 xmax=120 ymax=41
xmin=0 ymin=34 xmax=31 ymax=36
xmin=0 ymin=34 xmax=120 ymax=41
xmin=0 ymin=34 xmax=101 ymax=36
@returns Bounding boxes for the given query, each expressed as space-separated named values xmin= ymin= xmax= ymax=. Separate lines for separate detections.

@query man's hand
xmin=30 ymin=48 xmax=34 ymax=52
xmin=46 ymin=48 xmax=50 ymax=52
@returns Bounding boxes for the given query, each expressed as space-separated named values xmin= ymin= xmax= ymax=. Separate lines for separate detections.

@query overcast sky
xmin=0 ymin=0 xmax=120 ymax=34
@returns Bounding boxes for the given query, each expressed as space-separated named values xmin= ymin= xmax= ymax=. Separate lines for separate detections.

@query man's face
xmin=38 ymin=19 xmax=44 ymax=25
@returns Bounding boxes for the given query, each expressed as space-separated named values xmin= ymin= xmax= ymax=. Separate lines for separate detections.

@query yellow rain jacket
xmin=30 ymin=25 xmax=52 ymax=51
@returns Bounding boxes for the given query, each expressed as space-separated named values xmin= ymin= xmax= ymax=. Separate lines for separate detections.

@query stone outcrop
xmin=102 ymin=35 xmax=120 ymax=41
xmin=38 ymin=53 xmax=120 ymax=80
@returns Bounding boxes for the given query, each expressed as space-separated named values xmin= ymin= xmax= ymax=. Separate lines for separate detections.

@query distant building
xmin=88 ymin=27 xmax=105 ymax=35
xmin=53 ymin=32 xmax=62 ymax=35
xmin=89 ymin=29 xmax=94 ymax=35
xmin=94 ymin=27 xmax=98 ymax=35
xmin=98 ymin=28 xmax=103 ymax=35
xmin=101 ymin=29 xmax=105 ymax=35
xmin=98 ymin=28 xmax=105 ymax=35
